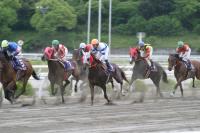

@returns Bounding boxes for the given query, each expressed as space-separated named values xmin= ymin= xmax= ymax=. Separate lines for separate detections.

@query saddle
xmin=11 ymin=58 xmax=27 ymax=71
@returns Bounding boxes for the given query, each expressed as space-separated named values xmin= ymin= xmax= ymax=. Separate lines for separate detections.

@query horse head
xmin=168 ymin=53 xmax=179 ymax=71
xmin=82 ymin=51 xmax=94 ymax=67
xmin=129 ymin=47 xmax=140 ymax=64
xmin=41 ymin=47 xmax=54 ymax=61
xmin=72 ymin=48 xmax=83 ymax=61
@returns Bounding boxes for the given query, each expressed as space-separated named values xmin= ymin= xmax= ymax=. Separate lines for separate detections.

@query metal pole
xmin=98 ymin=0 xmax=102 ymax=41
xmin=108 ymin=0 xmax=112 ymax=55
xmin=87 ymin=0 xmax=92 ymax=44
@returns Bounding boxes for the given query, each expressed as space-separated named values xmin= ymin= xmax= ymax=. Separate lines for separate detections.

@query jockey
xmin=1 ymin=40 xmax=25 ymax=80
xmin=176 ymin=41 xmax=192 ymax=70
xmin=51 ymin=40 xmax=73 ymax=70
xmin=79 ymin=42 xmax=86 ymax=57
xmin=138 ymin=40 xmax=154 ymax=70
xmin=90 ymin=38 xmax=113 ymax=72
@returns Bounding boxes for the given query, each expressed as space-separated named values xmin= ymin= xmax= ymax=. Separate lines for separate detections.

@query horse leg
xmin=50 ymin=82 xmax=56 ymax=96
xmin=4 ymin=86 xmax=15 ymax=104
xmin=101 ymin=84 xmax=111 ymax=104
xmin=60 ymin=85 xmax=65 ymax=104
xmin=129 ymin=74 xmax=136 ymax=92
xmin=151 ymin=77 xmax=163 ymax=97
xmin=89 ymin=83 xmax=94 ymax=106
xmin=179 ymin=82 xmax=184 ymax=97
xmin=74 ymin=79 xmax=79 ymax=93
xmin=15 ymin=80 xmax=28 ymax=99
xmin=192 ymin=77 xmax=196 ymax=88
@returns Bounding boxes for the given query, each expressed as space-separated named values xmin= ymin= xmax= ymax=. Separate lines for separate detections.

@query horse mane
xmin=169 ymin=53 xmax=179 ymax=59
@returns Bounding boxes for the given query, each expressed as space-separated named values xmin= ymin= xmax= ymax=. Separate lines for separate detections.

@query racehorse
xmin=41 ymin=47 xmax=79 ymax=103
xmin=71 ymin=48 xmax=88 ymax=92
xmin=168 ymin=54 xmax=200 ymax=96
xmin=84 ymin=53 xmax=129 ymax=105
xmin=0 ymin=51 xmax=40 ymax=104
xmin=129 ymin=47 xmax=168 ymax=97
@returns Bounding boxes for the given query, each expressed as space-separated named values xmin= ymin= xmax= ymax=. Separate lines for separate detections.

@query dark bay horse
xmin=168 ymin=54 xmax=200 ymax=96
xmin=0 ymin=51 xmax=40 ymax=104
xmin=129 ymin=47 xmax=168 ymax=97
xmin=42 ymin=47 xmax=79 ymax=103
xmin=84 ymin=53 xmax=129 ymax=105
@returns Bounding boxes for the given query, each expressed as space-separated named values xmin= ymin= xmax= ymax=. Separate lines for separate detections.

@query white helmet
xmin=18 ymin=40 xmax=24 ymax=46
xmin=79 ymin=42 xmax=86 ymax=49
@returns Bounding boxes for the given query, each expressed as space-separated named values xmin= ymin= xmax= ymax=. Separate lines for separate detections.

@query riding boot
xmin=150 ymin=60 xmax=154 ymax=71
xmin=105 ymin=60 xmax=113 ymax=72
xmin=187 ymin=60 xmax=192 ymax=70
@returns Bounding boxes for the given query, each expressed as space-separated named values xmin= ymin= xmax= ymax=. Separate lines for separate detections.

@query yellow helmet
xmin=91 ymin=39 xmax=99 ymax=46
xmin=1 ymin=40 xmax=8 ymax=48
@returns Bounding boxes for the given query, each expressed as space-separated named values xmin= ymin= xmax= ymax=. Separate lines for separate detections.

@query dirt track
xmin=0 ymin=90 xmax=200 ymax=133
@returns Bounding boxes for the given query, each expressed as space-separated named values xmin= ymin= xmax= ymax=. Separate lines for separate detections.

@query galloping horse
xmin=84 ymin=53 xmax=129 ymax=105
xmin=129 ymin=47 xmax=168 ymax=97
xmin=168 ymin=54 xmax=200 ymax=96
xmin=71 ymin=48 xmax=88 ymax=92
xmin=41 ymin=47 xmax=79 ymax=103
xmin=0 ymin=51 xmax=40 ymax=104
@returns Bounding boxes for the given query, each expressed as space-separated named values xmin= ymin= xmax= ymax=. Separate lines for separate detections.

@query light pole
xmin=87 ymin=0 xmax=92 ymax=44
xmin=108 ymin=0 xmax=112 ymax=55
xmin=98 ymin=0 xmax=102 ymax=41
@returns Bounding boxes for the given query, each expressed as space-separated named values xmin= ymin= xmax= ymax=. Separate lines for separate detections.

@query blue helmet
xmin=138 ymin=41 xmax=145 ymax=46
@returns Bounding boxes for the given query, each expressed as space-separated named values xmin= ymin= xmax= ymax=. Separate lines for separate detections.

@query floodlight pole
xmin=87 ymin=0 xmax=92 ymax=44
xmin=98 ymin=0 xmax=102 ymax=41
xmin=108 ymin=0 xmax=112 ymax=55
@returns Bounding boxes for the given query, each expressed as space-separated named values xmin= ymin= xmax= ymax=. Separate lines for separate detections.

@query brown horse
xmin=0 ymin=51 xmax=40 ymax=104
xmin=129 ymin=47 xmax=168 ymax=97
xmin=41 ymin=47 xmax=79 ymax=103
xmin=84 ymin=53 xmax=129 ymax=105
xmin=168 ymin=54 xmax=200 ymax=96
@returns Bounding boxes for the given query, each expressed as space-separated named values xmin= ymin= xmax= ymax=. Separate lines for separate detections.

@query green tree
xmin=13 ymin=0 xmax=38 ymax=30
xmin=138 ymin=0 xmax=175 ymax=19
xmin=145 ymin=16 xmax=183 ymax=36
xmin=172 ymin=0 xmax=200 ymax=30
xmin=0 ymin=0 xmax=21 ymax=38
xmin=31 ymin=0 xmax=77 ymax=33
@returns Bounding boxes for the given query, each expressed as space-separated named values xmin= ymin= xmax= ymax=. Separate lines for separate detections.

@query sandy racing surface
xmin=0 ymin=90 xmax=200 ymax=133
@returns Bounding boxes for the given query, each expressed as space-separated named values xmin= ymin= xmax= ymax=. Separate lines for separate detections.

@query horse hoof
xmin=105 ymin=101 xmax=115 ymax=105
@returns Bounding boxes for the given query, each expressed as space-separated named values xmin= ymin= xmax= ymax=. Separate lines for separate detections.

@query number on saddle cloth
xmin=12 ymin=57 xmax=26 ymax=71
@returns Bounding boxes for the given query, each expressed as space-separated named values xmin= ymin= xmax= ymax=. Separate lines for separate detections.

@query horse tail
xmin=120 ymin=68 xmax=129 ymax=84
xmin=32 ymin=70 xmax=40 ymax=80
xmin=162 ymin=70 xmax=168 ymax=83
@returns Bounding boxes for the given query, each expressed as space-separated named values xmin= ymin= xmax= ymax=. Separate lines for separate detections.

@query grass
xmin=9 ymin=31 xmax=200 ymax=52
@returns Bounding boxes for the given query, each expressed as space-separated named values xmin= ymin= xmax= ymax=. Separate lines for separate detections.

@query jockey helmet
xmin=138 ymin=40 xmax=145 ymax=47
xmin=52 ymin=40 xmax=60 ymax=46
xmin=79 ymin=43 xmax=86 ymax=49
xmin=177 ymin=41 xmax=184 ymax=48
xmin=91 ymin=39 xmax=99 ymax=46
xmin=1 ymin=40 xmax=9 ymax=48
xmin=18 ymin=40 xmax=24 ymax=46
